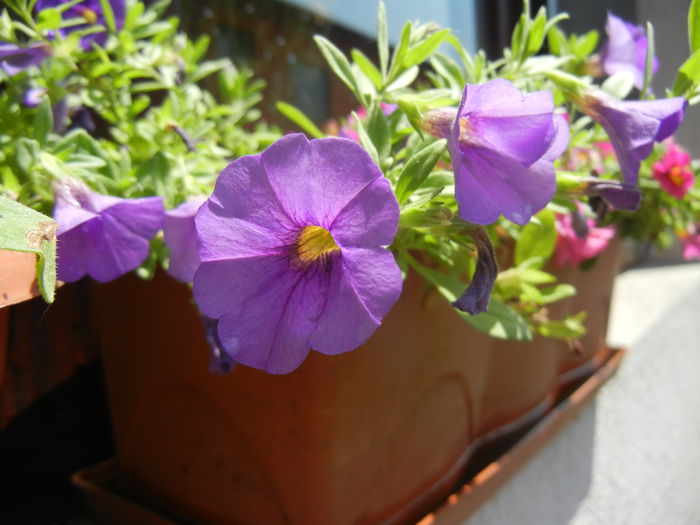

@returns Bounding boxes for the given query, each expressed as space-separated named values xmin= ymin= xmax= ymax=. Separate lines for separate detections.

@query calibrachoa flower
xmin=601 ymin=12 xmax=658 ymax=90
xmin=679 ymin=227 xmax=700 ymax=260
xmin=193 ymin=134 xmax=402 ymax=374
xmin=435 ymin=79 xmax=569 ymax=225
xmin=577 ymin=91 xmax=686 ymax=189
xmin=554 ymin=205 xmax=615 ymax=267
xmin=35 ymin=0 xmax=126 ymax=49
xmin=652 ymin=142 xmax=694 ymax=199
xmin=53 ymin=178 xmax=164 ymax=283
xmin=0 ymin=42 xmax=51 ymax=76
xmin=163 ymin=198 xmax=206 ymax=283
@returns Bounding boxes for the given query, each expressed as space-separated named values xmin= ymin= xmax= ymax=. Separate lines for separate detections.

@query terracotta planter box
xmin=551 ymin=239 xmax=622 ymax=389
xmin=73 ymin=349 xmax=625 ymax=525
xmin=92 ymin=270 xmax=495 ymax=525
xmin=0 ymin=250 xmax=98 ymax=428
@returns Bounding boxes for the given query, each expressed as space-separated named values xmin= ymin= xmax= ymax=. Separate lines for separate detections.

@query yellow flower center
xmin=295 ymin=225 xmax=340 ymax=266
xmin=459 ymin=117 xmax=472 ymax=142
xmin=669 ymin=166 xmax=685 ymax=186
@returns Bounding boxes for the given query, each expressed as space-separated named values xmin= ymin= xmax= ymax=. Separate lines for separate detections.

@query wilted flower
xmin=53 ymin=178 xmax=164 ymax=283
xmin=0 ymin=42 xmax=51 ymax=76
xmin=601 ymin=12 xmax=658 ymax=90
xmin=431 ymin=79 xmax=568 ymax=225
xmin=554 ymin=205 xmax=615 ymax=267
xmin=576 ymin=91 xmax=686 ymax=188
xmin=652 ymin=141 xmax=694 ymax=199
xmin=452 ymin=226 xmax=498 ymax=314
xmin=35 ymin=0 xmax=126 ymax=48
xmin=193 ymin=134 xmax=402 ymax=374
xmin=163 ymin=198 xmax=206 ymax=283
xmin=585 ymin=180 xmax=641 ymax=211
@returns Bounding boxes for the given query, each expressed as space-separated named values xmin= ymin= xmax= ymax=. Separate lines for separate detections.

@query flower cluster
xmin=3 ymin=0 xmax=700 ymax=374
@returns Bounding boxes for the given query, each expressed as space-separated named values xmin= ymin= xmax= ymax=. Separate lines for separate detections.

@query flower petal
xmin=310 ymin=247 xmax=402 ymax=355
xmin=329 ymin=177 xmax=399 ymax=249
xmin=163 ymin=199 xmax=206 ymax=283
xmin=262 ymin=134 xmax=384 ymax=227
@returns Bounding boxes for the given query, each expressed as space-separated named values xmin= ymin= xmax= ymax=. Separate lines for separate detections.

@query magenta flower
xmin=446 ymin=79 xmax=569 ymax=225
xmin=53 ymin=178 xmax=164 ymax=283
xmin=163 ymin=198 xmax=206 ymax=283
xmin=0 ymin=42 xmax=51 ymax=76
xmin=601 ymin=12 xmax=659 ymax=90
xmin=35 ymin=0 xmax=125 ymax=49
xmin=652 ymin=142 xmax=694 ymax=199
xmin=579 ymin=91 xmax=686 ymax=187
xmin=554 ymin=206 xmax=615 ymax=267
xmin=193 ymin=134 xmax=402 ymax=374
xmin=680 ymin=231 xmax=700 ymax=260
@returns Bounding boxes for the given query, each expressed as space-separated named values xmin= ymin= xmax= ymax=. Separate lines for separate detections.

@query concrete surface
xmin=464 ymin=262 xmax=700 ymax=525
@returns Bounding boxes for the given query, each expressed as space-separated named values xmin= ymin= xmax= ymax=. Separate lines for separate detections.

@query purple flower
xmin=601 ymin=12 xmax=658 ymax=91
xmin=193 ymin=134 xmax=402 ymax=374
xmin=446 ymin=79 xmax=569 ymax=226
xmin=0 ymin=42 xmax=51 ymax=76
xmin=163 ymin=198 xmax=206 ymax=283
xmin=35 ymin=0 xmax=126 ymax=49
xmin=53 ymin=178 xmax=164 ymax=283
xmin=22 ymin=87 xmax=48 ymax=107
xmin=579 ymin=91 xmax=686 ymax=187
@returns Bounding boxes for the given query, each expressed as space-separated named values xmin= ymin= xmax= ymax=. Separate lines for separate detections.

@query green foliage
xmin=0 ymin=196 xmax=57 ymax=303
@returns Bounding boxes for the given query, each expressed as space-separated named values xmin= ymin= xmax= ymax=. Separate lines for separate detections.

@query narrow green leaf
xmin=387 ymin=22 xmax=412 ymax=84
xmin=403 ymin=29 xmax=451 ymax=68
xmin=525 ymin=7 xmax=547 ymax=57
xmin=377 ymin=1 xmax=389 ymax=79
xmin=0 ymin=196 xmax=57 ymax=303
xmin=385 ymin=65 xmax=419 ymax=92
xmin=353 ymin=112 xmax=380 ymax=166
xmin=366 ymin=104 xmax=391 ymax=161
xmin=690 ymin=0 xmax=700 ymax=52
xmin=395 ymin=139 xmax=446 ymax=205
xmin=98 ymin=0 xmax=116 ymax=33
xmin=275 ymin=101 xmax=324 ymax=138
xmin=33 ymin=96 xmax=53 ymax=147
xmin=314 ymin=35 xmax=363 ymax=103
xmin=351 ymin=49 xmax=382 ymax=89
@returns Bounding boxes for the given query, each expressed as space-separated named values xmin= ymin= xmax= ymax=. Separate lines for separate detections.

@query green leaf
xmin=275 ymin=101 xmax=324 ymax=138
xmin=525 ymin=7 xmax=547 ymax=57
xmin=0 ymin=196 xmax=57 ymax=303
xmin=387 ymin=22 xmax=412 ymax=83
xmin=33 ymin=96 xmax=53 ymax=147
xmin=366 ymin=104 xmax=391 ymax=161
xmin=539 ymin=283 xmax=576 ymax=305
xmin=98 ymin=0 xmax=116 ymax=33
xmin=409 ymin=260 xmax=532 ymax=340
xmin=537 ymin=311 xmax=586 ymax=339
xmin=395 ymin=139 xmax=447 ymax=205
xmin=403 ymin=29 xmax=451 ymax=68
xmin=672 ymin=48 xmax=700 ymax=96
xmin=314 ymin=35 xmax=363 ymax=103
xmin=377 ymin=1 xmax=389 ymax=79
xmin=514 ymin=209 xmax=556 ymax=266
xmin=351 ymin=49 xmax=382 ymax=89
xmin=690 ymin=0 xmax=700 ymax=52
xmin=36 ymin=7 xmax=61 ymax=31
xmin=385 ymin=65 xmax=419 ymax=92
xmin=352 ymin=112 xmax=380 ymax=166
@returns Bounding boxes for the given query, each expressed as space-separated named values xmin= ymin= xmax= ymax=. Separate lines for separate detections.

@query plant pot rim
xmin=0 ymin=250 xmax=41 ymax=308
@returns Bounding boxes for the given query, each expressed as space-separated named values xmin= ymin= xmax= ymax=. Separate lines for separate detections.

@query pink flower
xmin=554 ymin=206 xmax=615 ymax=267
xmin=652 ymin=142 xmax=694 ymax=199
xmin=679 ymin=230 xmax=700 ymax=260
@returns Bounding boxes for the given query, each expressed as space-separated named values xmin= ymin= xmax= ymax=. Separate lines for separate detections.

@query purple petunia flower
xmin=163 ymin=198 xmax=207 ymax=283
xmin=53 ymin=178 xmax=164 ymax=283
xmin=0 ymin=42 xmax=51 ymax=76
xmin=35 ymin=0 xmax=126 ymax=49
xmin=193 ymin=134 xmax=403 ymax=374
xmin=442 ymin=79 xmax=569 ymax=226
xmin=578 ymin=91 xmax=686 ymax=187
xmin=601 ymin=12 xmax=658 ymax=91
